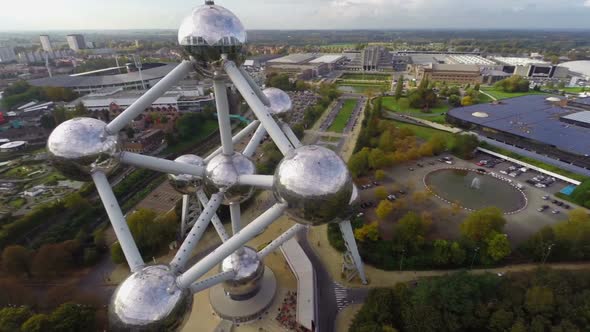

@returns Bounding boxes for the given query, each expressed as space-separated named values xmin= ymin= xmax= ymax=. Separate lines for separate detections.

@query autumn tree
xmin=1 ymin=245 xmax=31 ymax=277
xmin=375 ymin=186 xmax=388 ymax=200
xmin=0 ymin=306 xmax=32 ymax=332
xmin=375 ymin=170 xmax=386 ymax=181
xmin=376 ymin=200 xmax=394 ymax=220
xmin=460 ymin=207 xmax=506 ymax=243
xmin=348 ymin=148 xmax=370 ymax=178
xmin=486 ymin=233 xmax=511 ymax=261
xmin=354 ymin=222 xmax=380 ymax=242
xmin=395 ymin=75 xmax=404 ymax=100
xmin=21 ymin=314 xmax=51 ymax=332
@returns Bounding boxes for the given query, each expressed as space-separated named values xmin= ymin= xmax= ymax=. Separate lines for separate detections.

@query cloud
xmin=585 ymin=0 xmax=590 ymax=7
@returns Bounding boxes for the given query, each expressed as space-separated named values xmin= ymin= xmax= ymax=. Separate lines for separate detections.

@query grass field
xmin=337 ymin=84 xmax=388 ymax=94
xmin=329 ymin=99 xmax=357 ymax=133
xmin=8 ymin=198 xmax=26 ymax=209
xmin=381 ymin=97 xmax=449 ymax=124
xmin=481 ymin=87 xmax=547 ymax=100
xmin=162 ymin=120 xmax=218 ymax=155
xmin=560 ymin=87 xmax=588 ymax=93
xmin=341 ymin=73 xmax=392 ymax=81
xmin=387 ymin=120 xmax=454 ymax=143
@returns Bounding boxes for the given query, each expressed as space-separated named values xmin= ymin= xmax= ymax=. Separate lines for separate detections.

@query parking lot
xmin=355 ymin=152 xmax=588 ymax=245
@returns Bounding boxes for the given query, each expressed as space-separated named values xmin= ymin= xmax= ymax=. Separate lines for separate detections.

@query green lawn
xmin=382 ymin=97 xmax=449 ymax=115
xmin=337 ymin=84 xmax=388 ymax=94
xmin=559 ymin=87 xmax=588 ymax=93
xmin=388 ymin=120 xmax=454 ymax=143
xmin=480 ymin=87 xmax=547 ymax=100
xmin=8 ymin=198 xmax=26 ymax=209
xmin=328 ymin=99 xmax=357 ymax=133
xmin=162 ymin=120 xmax=219 ymax=155
xmin=341 ymin=73 xmax=392 ymax=81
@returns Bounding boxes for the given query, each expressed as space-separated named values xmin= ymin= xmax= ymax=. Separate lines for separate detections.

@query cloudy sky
xmin=1 ymin=0 xmax=590 ymax=30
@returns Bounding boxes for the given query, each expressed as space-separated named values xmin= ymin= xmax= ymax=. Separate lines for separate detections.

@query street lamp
xmin=399 ymin=249 xmax=406 ymax=271
xmin=542 ymin=243 xmax=555 ymax=265
xmin=470 ymin=247 xmax=480 ymax=269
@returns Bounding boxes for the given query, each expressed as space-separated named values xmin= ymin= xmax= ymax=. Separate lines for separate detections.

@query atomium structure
xmin=46 ymin=1 xmax=367 ymax=331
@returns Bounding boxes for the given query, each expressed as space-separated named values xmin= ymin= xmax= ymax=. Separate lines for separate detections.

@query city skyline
xmin=1 ymin=0 xmax=590 ymax=31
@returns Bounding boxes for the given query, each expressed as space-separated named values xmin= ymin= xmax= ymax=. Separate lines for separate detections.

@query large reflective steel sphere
xmin=274 ymin=145 xmax=353 ymax=226
xmin=47 ymin=117 xmax=119 ymax=181
xmin=178 ymin=1 xmax=246 ymax=62
xmin=263 ymin=88 xmax=292 ymax=115
xmin=204 ymin=152 xmax=256 ymax=205
xmin=109 ymin=265 xmax=193 ymax=332
xmin=220 ymin=247 xmax=264 ymax=300
xmin=168 ymin=154 xmax=205 ymax=194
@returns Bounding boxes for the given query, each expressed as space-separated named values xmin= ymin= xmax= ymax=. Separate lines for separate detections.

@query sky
xmin=1 ymin=0 xmax=590 ymax=31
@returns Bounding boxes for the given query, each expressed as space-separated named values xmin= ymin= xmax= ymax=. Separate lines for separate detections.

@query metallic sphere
xmin=178 ymin=1 xmax=246 ymax=63
xmin=220 ymin=247 xmax=265 ymax=300
xmin=205 ymin=152 xmax=256 ymax=205
xmin=263 ymin=88 xmax=292 ymax=115
xmin=47 ymin=117 xmax=119 ymax=182
xmin=273 ymin=145 xmax=353 ymax=226
xmin=109 ymin=265 xmax=193 ymax=332
xmin=168 ymin=154 xmax=205 ymax=194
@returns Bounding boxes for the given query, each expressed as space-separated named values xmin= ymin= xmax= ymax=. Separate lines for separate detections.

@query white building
xmin=40 ymin=35 xmax=53 ymax=53
xmin=66 ymin=34 xmax=86 ymax=52
xmin=0 ymin=47 xmax=17 ymax=63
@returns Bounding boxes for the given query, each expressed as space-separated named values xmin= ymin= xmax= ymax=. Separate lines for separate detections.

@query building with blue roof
xmin=447 ymin=95 xmax=590 ymax=170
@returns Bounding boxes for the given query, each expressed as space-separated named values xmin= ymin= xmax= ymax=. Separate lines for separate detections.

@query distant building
xmin=414 ymin=63 xmax=482 ymax=85
xmin=360 ymin=46 xmax=392 ymax=71
xmin=0 ymin=141 xmax=28 ymax=152
xmin=123 ymin=129 xmax=165 ymax=154
xmin=39 ymin=35 xmax=53 ymax=53
xmin=0 ymin=47 xmax=17 ymax=63
xmin=491 ymin=57 xmax=568 ymax=79
xmin=266 ymin=54 xmax=330 ymax=79
xmin=66 ymin=34 xmax=86 ymax=52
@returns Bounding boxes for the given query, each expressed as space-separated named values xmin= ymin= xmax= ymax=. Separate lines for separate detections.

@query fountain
xmin=470 ymin=177 xmax=481 ymax=190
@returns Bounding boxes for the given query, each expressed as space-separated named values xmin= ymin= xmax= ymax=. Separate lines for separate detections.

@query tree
xmin=368 ymin=148 xmax=390 ymax=169
xmin=474 ymin=83 xmax=480 ymax=91
xmin=460 ymin=207 xmax=506 ymax=243
xmin=2 ymin=245 xmax=31 ymax=277
xmin=376 ymin=200 xmax=394 ymax=220
xmin=375 ymin=170 xmax=386 ymax=181
xmin=375 ymin=186 xmax=388 ymax=200
xmin=40 ymin=114 xmax=56 ymax=129
xmin=354 ymin=222 xmax=380 ymax=242
xmin=525 ymin=286 xmax=554 ymax=315
xmin=432 ymin=240 xmax=450 ymax=266
xmin=394 ymin=212 xmax=430 ymax=252
xmin=49 ymin=303 xmax=96 ymax=332
xmin=461 ymin=96 xmax=474 ymax=106
xmin=489 ymin=309 xmax=514 ymax=332
xmin=448 ymin=94 xmax=462 ymax=107
xmin=427 ymin=134 xmax=447 ymax=155
xmin=486 ymin=233 xmax=511 ymax=261
xmin=494 ymin=76 xmax=530 ymax=93
xmin=449 ymin=241 xmax=466 ymax=265
xmin=571 ymin=180 xmax=590 ymax=208
xmin=451 ymin=134 xmax=479 ymax=159
xmin=0 ymin=306 xmax=32 ymax=332
xmin=348 ymin=148 xmax=370 ymax=178
xmin=395 ymin=75 xmax=404 ymax=100
xmin=21 ymin=314 xmax=51 ymax=332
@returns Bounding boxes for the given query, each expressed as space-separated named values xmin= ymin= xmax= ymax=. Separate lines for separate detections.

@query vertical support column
xmin=338 ymin=220 xmax=368 ymax=285
xmin=180 ymin=195 xmax=189 ymax=237
xmin=92 ymin=171 xmax=144 ymax=272
xmin=213 ymin=77 xmax=234 ymax=156
xmin=229 ymin=203 xmax=241 ymax=235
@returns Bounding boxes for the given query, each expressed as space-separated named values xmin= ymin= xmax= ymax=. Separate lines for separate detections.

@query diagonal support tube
xmin=92 ymin=171 xmax=144 ymax=272
xmin=177 ymin=203 xmax=287 ymax=289
xmin=106 ymin=60 xmax=192 ymax=134
xmin=190 ymin=271 xmax=236 ymax=294
xmin=205 ymin=120 xmax=260 ymax=163
xmin=171 ymin=192 xmax=223 ymax=272
xmin=224 ymin=61 xmax=294 ymax=155
xmin=339 ymin=220 xmax=368 ymax=285
xmin=238 ymin=174 xmax=274 ymax=189
xmin=258 ymin=224 xmax=306 ymax=259
xmin=229 ymin=203 xmax=241 ymax=235
xmin=238 ymin=66 xmax=271 ymax=107
xmin=119 ymin=152 xmax=205 ymax=176
xmin=242 ymin=124 xmax=267 ymax=158
xmin=213 ymin=77 xmax=234 ymax=155
xmin=280 ymin=121 xmax=302 ymax=148
xmin=195 ymin=189 xmax=229 ymax=242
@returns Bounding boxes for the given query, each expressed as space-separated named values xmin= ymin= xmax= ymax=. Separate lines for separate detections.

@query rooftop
xmin=562 ymin=111 xmax=590 ymax=125
xmin=492 ymin=57 xmax=550 ymax=66
xmin=558 ymin=60 xmax=590 ymax=78
xmin=267 ymin=54 xmax=317 ymax=65
xmin=449 ymin=95 xmax=590 ymax=157
xmin=309 ymin=54 xmax=345 ymax=64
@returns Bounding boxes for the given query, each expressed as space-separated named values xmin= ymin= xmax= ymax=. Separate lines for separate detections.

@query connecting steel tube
xmin=204 ymin=120 xmax=260 ymax=163
xmin=177 ymin=203 xmax=287 ymax=289
xmin=237 ymin=174 xmax=274 ymax=189
xmin=92 ymin=171 xmax=144 ymax=272
xmin=171 ymin=193 xmax=224 ymax=272
xmin=242 ymin=124 xmax=267 ymax=158
xmin=119 ymin=152 xmax=205 ymax=176
xmin=195 ymin=189 xmax=229 ymax=242
xmin=224 ymin=61 xmax=294 ymax=155
xmin=213 ymin=78 xmax=234 ymax=155
xmin=190 ymin=271 xmax=236 ymax=294
xmin=258 ymin=224 xmax=306 ymax=259
xmin=106 ymin=60 xmax=192 ymax=134
xmin=238 ymin=66 xmax=271 ymax=107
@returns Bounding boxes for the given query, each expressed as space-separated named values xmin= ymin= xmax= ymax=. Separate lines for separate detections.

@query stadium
xmin=447 ymin=95 xmax=590 ymax=170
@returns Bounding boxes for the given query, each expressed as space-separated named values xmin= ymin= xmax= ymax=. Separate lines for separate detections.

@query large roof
xmin=559 ymin=60 xmax=590 ymax=78
xmin=309 ymin=54 xmax=345 ymax=64
xmin=492 ymin=57 xmax=550 ymax=66
xmin=28 ymin=63 xmax=178 ymax=89
xmin=267 ymin=54 xmax=316 ymax=64
xmin=562 ymin=111 xmax=590 ymax=125
xmin=449 ymin=95 xmax=590 ymax=157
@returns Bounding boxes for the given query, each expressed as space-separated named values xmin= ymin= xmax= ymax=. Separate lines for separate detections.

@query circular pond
xmin=425 ymin=168 xmax=526 ymax=213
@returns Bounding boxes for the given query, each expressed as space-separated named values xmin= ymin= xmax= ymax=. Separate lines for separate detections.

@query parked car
xmin=552 ymin=210 xmax=561 ymax=215
xmin=542 ymin=195 xmax=550 ymax=200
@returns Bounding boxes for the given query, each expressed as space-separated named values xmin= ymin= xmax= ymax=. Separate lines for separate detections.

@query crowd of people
xmin=275 ymin=291 xmax=309 ymax=332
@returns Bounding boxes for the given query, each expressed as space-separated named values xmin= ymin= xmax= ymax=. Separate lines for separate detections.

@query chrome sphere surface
xmin=263 ymin=88 xmax=292 ymax=115
xmin=178 ymin=1 xmax=246 ymax=63
xmin=109 ymin=265 xmax=193 ymax=332
xmin=47 ymin=117 xmax=119 ymax=181
xmin=274 ymin=145 xmax=353 ymax=226
xmin=204 ymin=152 xmax=256 ymax=205
xmin=220 ymin=247 xmax=265 ymax=300
xmin=168 ymin=154 xmax=205 ymax=194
